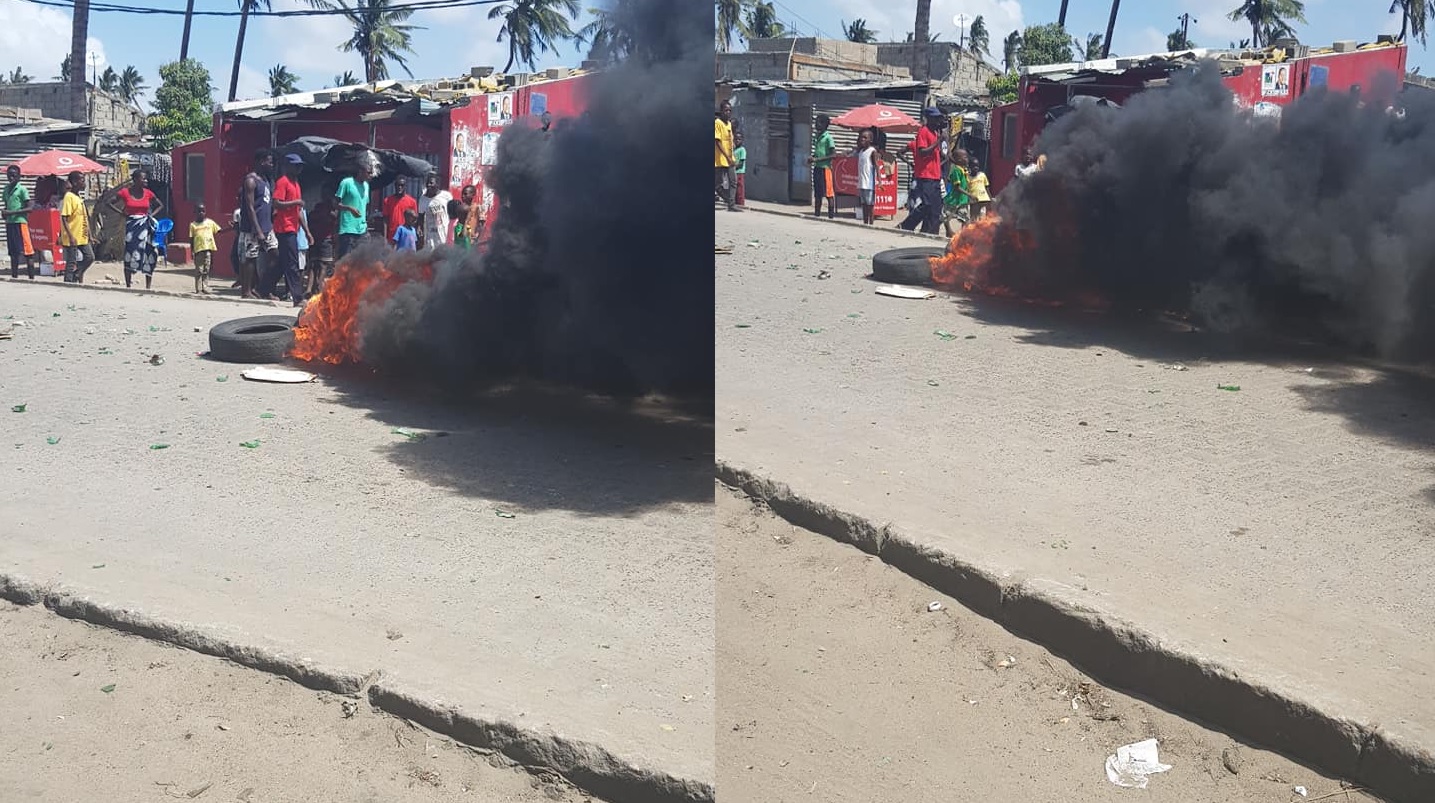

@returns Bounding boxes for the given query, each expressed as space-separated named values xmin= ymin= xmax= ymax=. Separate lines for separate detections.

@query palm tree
xmin=578 ymin=2 xmax=636 ymax=64
xmin=54 ymin=58 xmax=71 ymax=82
xmin=715 ymin=0 xmax=753 ymax=52
xmin=1002 ymin=30 xmax=1022 ymax=73
xmin=229 ymin=0 xmax=270 ymax=101
xmin=914 ymin=0 xmax=931 ymax=44
xmin=180 ymin=0 xmax=197 ymax=60
xmin=1167 ymin=28 xmax=1195 ymax=50
xmin=332 ymin=70 xmax=359 ymax=86
xmin=1101 ymin=0 xmax=1121 ymax=58
xmin=99 ymin=66 xmax=119 ymax=94
xmin=745 ymin=0 xmax=783 ymax=38
xmin=1392 ymin=0 xmax=1432 ymax=45
xmin=268 ymin=64 xmax=299 ymax=97
xmin=1077 ymin=32 xmax=1105 ymax=60
xmin=487 ymin=0 xmax=581 ymax=74
xmin=118 ymin=66 xmax=146 ymax=104
xmin=842 ymin=18 xmax=877 ymax=44
xmin=305 ymin=0 xmax=423 ymax=83
xmin=1227 ymin=0 xmax=1306 ymax=49
xmin=5 ymin=67 xmax=32 ymax=84
xmin=968 ymin=15 xmax=990 ymax=58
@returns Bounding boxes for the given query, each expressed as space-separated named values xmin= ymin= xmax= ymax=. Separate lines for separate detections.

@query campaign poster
xmin=1262 ymin=63 xmax=1291 ymax=97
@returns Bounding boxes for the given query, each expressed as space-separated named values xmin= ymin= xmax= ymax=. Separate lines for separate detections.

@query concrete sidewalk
xmin=715 ymin=211 xmax=1435 ymax=803
xmin=0 ymin=283 xmax=714 ymax=802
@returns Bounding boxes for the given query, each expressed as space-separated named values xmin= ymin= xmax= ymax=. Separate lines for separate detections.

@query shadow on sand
xmin=305 ymin=367 xmax=713 ymax=517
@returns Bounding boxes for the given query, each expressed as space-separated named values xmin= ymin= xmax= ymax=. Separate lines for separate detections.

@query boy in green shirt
xmin=807 ymin=114 xmax=836 ymax=219
xmin=942 ymin=147 xmax=971 ymax=238
xmin=4 ymin=164 xmax=35 ymax=279
xmin=732 ymin=132 xmax=747 ymax=207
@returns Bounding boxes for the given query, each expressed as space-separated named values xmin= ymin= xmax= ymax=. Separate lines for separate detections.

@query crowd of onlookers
xmin=3 ymin=149 xmax=485 ymax=306
xmin=713 ymin=101 xmax=1046 ymax=235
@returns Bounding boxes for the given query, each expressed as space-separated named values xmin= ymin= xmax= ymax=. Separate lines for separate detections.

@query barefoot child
xmin=188 ymin=204 xmax=222 ymax=294
xmin=854 ymin=130 xmax=884 ymax=225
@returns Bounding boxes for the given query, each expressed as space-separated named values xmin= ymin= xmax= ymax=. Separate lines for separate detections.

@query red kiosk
xmin=828 ymin=104 xmax=916 ymax=219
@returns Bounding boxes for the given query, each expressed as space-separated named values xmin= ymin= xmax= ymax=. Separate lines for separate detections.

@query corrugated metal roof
xmin=220 ymin=69 xmax=592 ymax=115
xmin=721 ymin=78 xmax=929 ymax=92
xmin=0 ymin=121 xmax=88 ymax=138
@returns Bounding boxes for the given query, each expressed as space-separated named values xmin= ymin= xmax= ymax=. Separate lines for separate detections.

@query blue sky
xmin=0 ymin=0 xmax=594 ymax=108
xmin=760 ymin=0 xmax=1431 ymax=73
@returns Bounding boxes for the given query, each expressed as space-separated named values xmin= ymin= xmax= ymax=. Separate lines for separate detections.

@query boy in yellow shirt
xmin=59 ymin=171 xmax=94 ymax=283
xmin=189 ymin=203 xmax=223 ymax=295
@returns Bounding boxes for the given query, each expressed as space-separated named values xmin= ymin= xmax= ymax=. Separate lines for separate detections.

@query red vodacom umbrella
xmin=11 ymin=150 xmax=106 ymax=176
xmin=831 ymin=104 xmax=921 ymax=133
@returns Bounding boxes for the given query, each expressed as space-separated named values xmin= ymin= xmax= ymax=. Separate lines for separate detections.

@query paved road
xmin=716 ymin=212 xmax=1435 ymax=770
xmin=716 ymin=485 xmax=1377 ymax=803
xmin=0 ymin=283 xmax=713 ymax=790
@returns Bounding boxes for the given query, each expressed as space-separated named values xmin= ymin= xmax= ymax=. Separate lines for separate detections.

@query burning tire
xmin=872 ymin=247 xmax=944 ymax=285
xmin=208 ymin=315 xmax=297 ymax=364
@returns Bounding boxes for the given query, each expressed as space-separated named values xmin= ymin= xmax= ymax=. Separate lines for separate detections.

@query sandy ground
xmin=0 ymin=282 xmax=713 ymax=787
xmin=715 ymin=483 xmax=1380 ymax=803
xmin=714 ymin=210 xmax=1435 ymax=764
xmin=0 ymin=600 xmax=602 ymax=802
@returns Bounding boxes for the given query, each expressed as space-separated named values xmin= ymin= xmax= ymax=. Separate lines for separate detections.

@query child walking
xmin=732 ymin=132 xmax=747 ymax=207
xmin=188 ymin=203 xmax=222 ymax=295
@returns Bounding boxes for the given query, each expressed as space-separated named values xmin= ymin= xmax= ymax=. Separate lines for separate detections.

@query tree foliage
xmin=1227 ymin=0 xmax=1306 ymax=48
xmin=332 ymin=70 xmax=359 ymax=86
xmin=1392 ymin=0 xmax=1433 ymax=45
xmin=842 ymin=18 xmax=877 ymax=43
xmin=118 ymin=66 xmax=146 ymax=104
xmin=487 ymin=0 xmax=580 ymax=74
xmin=745 ymin=0 xmax=784 ymax=39
xmin=147 ymin=59 xmax=214 ymax=151
xmin=1019 ymin=22 xmax=1074 ymax=67
xmin=968 ymin=15 xmax=990 ymax=58
xmin=1002 ymin=30 xmax=1022 ymax=73
xmin=986 ymin=71 xmax=1018 ymax=103
xmin=1076 ymin=32 xmax=1105 ymax=60
xmin=1167 ymin=27 xmax=1195 ymax=50
xmin=5 ymin=67 xmax=32 ymax=84
xmin=715 ymin=0 xmax=753 ymax=52
xmin=268 ymin=64 xmax=299 ymax=97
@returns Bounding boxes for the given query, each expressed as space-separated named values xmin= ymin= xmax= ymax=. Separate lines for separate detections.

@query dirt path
xmin=0 ymin=600 xmax=601 ymax=802
xmin=715 ymin=483 xmax=1379 ymax=803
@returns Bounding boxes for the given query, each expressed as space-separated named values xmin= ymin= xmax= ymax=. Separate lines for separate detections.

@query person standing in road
xmin=451 ymin=185 xmax=477 ymax=248
xmin=308 ymin=194 xmax=336 ymax=294
xmin=732 ymin=132 xmax=747 ymax=208
xmin=262 ymin=153 xmax=306 ymax=306
xmin=5 ymin=164 xmax=36 ymax=279
xmin=417 ymin=173 xmax=452 ymax=249
xmin=58 ymin=171 xmax=94 ymax=284
xmin=854 ymin=129 xmax=885 ymax=226
xmin=381 ymin=177 xmax=416 ymax=243
xmin=714 ymin=101 xmax=739 ymax=212
xmin=392 ymin=208 xmax=418 ymax=252
xmin=898 ymin=109 xmax=945 ymax=235
xmin=808 ymin=114 xmax=836 ymax=219
xmin=109 ymin=168 xmax=164 ymax=289
xmin=188 ymin=203 xmax=222 ymax=295
xmin=942 ymin=147 xmax=971 ymax=238
xmin=335 ymin=162 xmax=371 ymax=261
xmin=236 ymin=149 xmax=276 ymax=298
xmin=966 ymin=157 xmax=991 ymax=219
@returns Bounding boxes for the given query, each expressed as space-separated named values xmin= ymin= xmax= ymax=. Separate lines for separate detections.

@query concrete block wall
xmin=0 ymin=83 xmax=143 ymax=134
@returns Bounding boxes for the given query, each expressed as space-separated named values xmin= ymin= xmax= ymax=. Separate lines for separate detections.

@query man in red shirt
xmin=260 ymin=153 xmax=307 ymax=306
xmin=898 ymin=108 xmax=947 ymax=235
xmin=382 ymin=179 xmax=417 ymax=242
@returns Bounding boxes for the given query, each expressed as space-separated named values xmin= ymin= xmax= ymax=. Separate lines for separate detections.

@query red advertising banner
xmin=832 ymin=155 xmax=898 ymax=218
xmin=27 ymin=209 xmax=64 ymax=276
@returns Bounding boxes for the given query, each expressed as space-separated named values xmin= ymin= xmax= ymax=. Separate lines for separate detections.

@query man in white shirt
xmin=418 ymin=173 xmax=453 ymax=248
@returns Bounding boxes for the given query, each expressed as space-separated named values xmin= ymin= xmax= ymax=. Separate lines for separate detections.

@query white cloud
xmin=0 ymin=0 xmax=108 ymax=80
xmin=258 ymin=0 xmax=357 ymax=81
xmin=234 ymin=63 xmax=268 ymax=102
xmin=1129 ymin=25 xmax=1169 ymax=56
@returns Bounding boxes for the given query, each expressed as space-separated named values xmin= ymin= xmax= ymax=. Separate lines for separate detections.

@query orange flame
xmin=928 ymin=213 xmax=1024 ymax=296
xmin=290 ymin=257 xmax=435 ymax=365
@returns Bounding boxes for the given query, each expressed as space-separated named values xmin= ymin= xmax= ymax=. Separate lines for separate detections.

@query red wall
xmin=170 ymin=73 xmax=595 ymax=277
xmin=988 ymin=44 xmax=1407 ymax=196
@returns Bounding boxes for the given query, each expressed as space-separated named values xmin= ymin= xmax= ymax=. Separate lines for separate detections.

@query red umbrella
xmin=11 ymin=150 xmax=106 ymax=176
xmin=831 ymin=104 xmax=921 ymax=133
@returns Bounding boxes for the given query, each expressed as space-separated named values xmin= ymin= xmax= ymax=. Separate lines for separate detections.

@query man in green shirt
xmin=807 ymin=114 xmax=836 ymax=219
xmin=334 ymin=162 xmax=372 ymax=262
xmin=942 ymin=147 xmax=971 ymax=238
xmin=4 ymin=164 xmax=35 ymax=279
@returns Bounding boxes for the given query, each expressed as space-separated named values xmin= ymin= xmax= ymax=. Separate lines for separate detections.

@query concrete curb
xmin=733 ymin=203 xmax=949 ymax=242
xmin=0 ymin=275 xmax=285 ymax=308
xmin=715 ymin=460 xmax=1435 ymax=803
xmin=0 ymin=573 xmax=714 ymax=803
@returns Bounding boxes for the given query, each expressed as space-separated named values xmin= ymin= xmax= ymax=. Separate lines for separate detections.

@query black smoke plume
xmin=354 ymin=0 xmax=712 ymax=396
xmin=993 ymin=62 xmax=1435 ymax=359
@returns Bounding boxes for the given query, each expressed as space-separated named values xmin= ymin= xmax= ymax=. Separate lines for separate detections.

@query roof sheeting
xmin=720 ymin=78 xmax=928 ymax=93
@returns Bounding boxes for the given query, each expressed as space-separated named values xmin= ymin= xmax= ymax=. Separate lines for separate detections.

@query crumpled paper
xmin=1105 ymin=738 xmax=1172 ymax=789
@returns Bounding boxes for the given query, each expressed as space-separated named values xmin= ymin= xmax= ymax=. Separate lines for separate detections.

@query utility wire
xmin=19 ymin=0 xmax=505 ymax=16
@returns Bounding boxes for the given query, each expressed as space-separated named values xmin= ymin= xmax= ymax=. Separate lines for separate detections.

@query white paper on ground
xmin=875 ymin=285 xmax=936 ymax=299
xmin=241 ymin=367 xmax=316 ymax=384
xmin=1104 ymin=738 xmax=1172 ymax=789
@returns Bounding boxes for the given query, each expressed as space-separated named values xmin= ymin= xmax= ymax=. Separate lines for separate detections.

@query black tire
xmin=872 ymin=247 xmax=945 ymax=285
xmin=208 ymin=315 xmax=297 ymax=364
